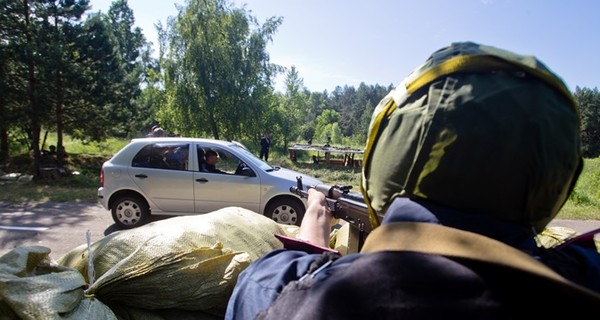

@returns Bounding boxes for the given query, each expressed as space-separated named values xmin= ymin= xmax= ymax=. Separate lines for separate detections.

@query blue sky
xmin=90 ymin=0 xmax=599 ymax=93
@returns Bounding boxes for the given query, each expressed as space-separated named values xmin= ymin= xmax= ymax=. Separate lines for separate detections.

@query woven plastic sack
xmin=0 ymin=246 xmax=117 ymax=320
xmin=536 ymin=226 xmax=580 ymax=248
xmin=536 ymin=226 xmax=600 ymax=251
xmin=57 ymin=207 xmax=299 ymax=317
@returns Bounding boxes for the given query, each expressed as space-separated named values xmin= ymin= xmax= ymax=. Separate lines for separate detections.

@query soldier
xmin=226 ymin=42 xmax=600 ymax=319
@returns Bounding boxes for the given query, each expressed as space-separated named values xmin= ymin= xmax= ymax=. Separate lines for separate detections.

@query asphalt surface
xmin=1 ymin=201 xmax=600 ymax=261
xmin=0 ymin=201 xmax=169 ymax=261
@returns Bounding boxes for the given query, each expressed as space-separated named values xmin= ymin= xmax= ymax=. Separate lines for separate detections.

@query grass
xmin=0 ymin=154 xmax=103 ymax=202
xmin=1 ymin=137 xmax=599 ymax=220
xmin=559 ymin=157 xmax=600 ymax=219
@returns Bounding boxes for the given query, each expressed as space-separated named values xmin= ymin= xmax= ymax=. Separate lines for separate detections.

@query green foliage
xmin=559 ymin=157 xmax=600 ymax=219
xmin=275 ymin=66 xmax=306 ymax=149
xmin=0 ymin=0 xmax=152 ymax=176
xmin=43 ymin=133 xmax=128 ymax=157
xmin=160 ymin=0 xmax=282 ymax=140
xmin=575 ymin=87 xmax=600 ymax=158
xmin=103 ymin=0 xmax=151 ymax=138
xmin=0 ymin=177 xmax=98 ymax=202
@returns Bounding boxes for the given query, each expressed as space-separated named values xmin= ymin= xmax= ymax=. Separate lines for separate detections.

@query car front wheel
xmin=265 ymin=198 xmax=304 ymax=226
xmin=111 ymin=195 xmax=150 ymax=229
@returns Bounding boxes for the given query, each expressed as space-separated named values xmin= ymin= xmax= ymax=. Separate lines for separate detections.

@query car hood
xmin=268 ymin=167 xmax=323 ymax=187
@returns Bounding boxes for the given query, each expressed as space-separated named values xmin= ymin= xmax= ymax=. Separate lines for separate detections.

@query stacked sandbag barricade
xmin=0 ymin=207 xmax=299 ymax=319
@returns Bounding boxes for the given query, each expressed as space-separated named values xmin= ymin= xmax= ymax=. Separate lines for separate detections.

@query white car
xmin=97 ymin=137 xmax=323 ymax=229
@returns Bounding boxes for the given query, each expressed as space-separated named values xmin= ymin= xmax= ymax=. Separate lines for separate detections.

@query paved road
xmin=0 ymin=201 xmax=168 ymax=260
xmin=1 ymin=201 xmax=599 ymax=261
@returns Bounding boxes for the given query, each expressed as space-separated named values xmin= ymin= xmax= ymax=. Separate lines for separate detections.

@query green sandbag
xmin=57 ymin=207 xmax=299 ymax=315
xmin=0 ymin=246 xmax=117 ymax=320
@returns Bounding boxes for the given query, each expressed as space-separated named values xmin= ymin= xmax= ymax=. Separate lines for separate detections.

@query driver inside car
xmin=203 ymin=150 xmax=225 ymax=174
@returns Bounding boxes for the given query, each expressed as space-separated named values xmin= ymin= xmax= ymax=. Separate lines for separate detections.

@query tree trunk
xmin=24 ymin=0 xmax=42 ymax=178
xmin=0 ymin=127 xmax=8 ymax=162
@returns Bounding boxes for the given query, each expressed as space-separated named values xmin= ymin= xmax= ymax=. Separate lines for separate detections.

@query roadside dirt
xmin=1 ymin=201 xmax=599 ymax=261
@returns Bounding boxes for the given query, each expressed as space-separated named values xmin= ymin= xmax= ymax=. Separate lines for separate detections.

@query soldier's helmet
xmin=361 ymin=41 xmax=582 ymax=233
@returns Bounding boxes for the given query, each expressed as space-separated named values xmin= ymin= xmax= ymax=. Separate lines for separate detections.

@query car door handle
xmin=135 ymin=174 xmax=148 ymax=178
xmin=196 ymin=178 xmax=209 ymax=183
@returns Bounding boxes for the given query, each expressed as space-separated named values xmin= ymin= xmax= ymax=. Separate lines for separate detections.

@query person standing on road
xmin=259 ymin=131 xmax=271 ymax=161
xmin=226 ymin=42 xmax=600 ymax=319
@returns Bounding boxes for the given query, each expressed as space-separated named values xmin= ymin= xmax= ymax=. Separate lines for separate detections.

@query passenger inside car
xmin=165 ymin=146 xmax=189 ymax=170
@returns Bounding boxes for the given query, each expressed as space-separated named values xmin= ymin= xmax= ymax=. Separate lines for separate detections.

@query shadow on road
xmin=0 ymin=202 xmax=174 ymax=259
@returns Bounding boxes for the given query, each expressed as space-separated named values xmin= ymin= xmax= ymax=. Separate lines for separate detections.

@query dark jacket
xmin=260 ymin=136 xmax=270 ymax=151
xmin=225 ymin=198 xmax=600 ymax=319
xmin=202 ymin=162 xmax=224 ymax=174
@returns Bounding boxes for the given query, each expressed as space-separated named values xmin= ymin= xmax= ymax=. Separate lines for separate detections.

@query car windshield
xmin=232 ymin=144 xmax=275 ymax=171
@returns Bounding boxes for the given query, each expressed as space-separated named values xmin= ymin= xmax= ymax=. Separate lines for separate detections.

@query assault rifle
xmin=290 ymin=176 xmax=384 ymax=253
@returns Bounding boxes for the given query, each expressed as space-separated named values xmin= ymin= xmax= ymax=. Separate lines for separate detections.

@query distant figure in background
xmin=259 ymin=131 xmax=271 ymax=161
xmin=56 ymin=145 xmax=70 ymax=175
xmin=147 ymin=125 xmax=158 ymax=137
xmin=147 ymin=125 xmax=165 ymax=137
xmin=41 ymin=145 xmax=58 ymax=166
xmin=152 ymin=127 xmax=165 ymax=137
xmin=58 ymin=145 xmax=68 ymax=158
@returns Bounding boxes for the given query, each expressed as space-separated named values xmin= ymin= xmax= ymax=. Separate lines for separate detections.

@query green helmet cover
xmin=361 ymin=42 xmax=582 ymax=232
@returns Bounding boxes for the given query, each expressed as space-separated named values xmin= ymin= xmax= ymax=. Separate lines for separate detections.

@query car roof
xmin=130 ymin=137 xmax=237 ymax=147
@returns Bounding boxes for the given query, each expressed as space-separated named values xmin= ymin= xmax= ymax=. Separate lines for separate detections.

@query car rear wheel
xmin=265 ymin=198 xmax=304 ymax=226
xmin=111 ymin=195 xmax=150 ymax=229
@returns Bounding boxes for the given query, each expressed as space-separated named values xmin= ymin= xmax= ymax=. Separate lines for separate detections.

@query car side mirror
xmin=240 ymin=167 xmax=255 ymax=177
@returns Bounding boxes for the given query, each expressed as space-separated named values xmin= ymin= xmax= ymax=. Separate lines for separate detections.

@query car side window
xmin=132 ymin=143 xmax=189 ymax=170
xmin=163 ymin=144 xmax=190 ymax=170
xmin=132 ymin=144 xmax=166 ymax=169
xmin=215 ymin=149 xmax=240 ymax=174
xmin=198 ymin=146 xmax=245 ymax=175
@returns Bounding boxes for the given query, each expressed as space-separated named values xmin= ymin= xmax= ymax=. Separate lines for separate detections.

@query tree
xmin=297 ymin=90 xmax=329 ymax=143
xmin=276 ymin=65 xmax=307 ymax=149
xmin=0 ymin=0 xmax=131 ymax=175
xmin=314 ymin=109 xmax=340 ymax=145
xmin=0 ymin=0 xmax=54 ymax=175
xmin=160 ymin=0 xmax=282 ymax=140
xmin=574 ymin=86 xmax=600 ymax=158
xmin=43 ymin=0 xmax=90 ymax=165
xmin=106 ymin=0 xmax=152 ymax=137
xmin=0 ymin=0 xmax=30 ymax=160
xmin=66 ymin=12 xmax=124 ymax=141
xmin=354 ymin=99 xmax=375 ymax=145
xmin=62 ymin=1 xmax=150 ymax=142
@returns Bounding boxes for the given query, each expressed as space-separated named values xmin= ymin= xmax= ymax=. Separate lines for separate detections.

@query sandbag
xmin=536 ymin=226 xmax=600 ymax=251
xmin=57 ymin=207 xmax=299 ymax=317
xmin=0 ymin=246 xmax=117 ymax=320
xmin=536 ymin=226 xmax=580 ymax=248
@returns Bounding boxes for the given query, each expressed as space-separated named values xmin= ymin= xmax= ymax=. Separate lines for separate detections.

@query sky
xmin=89 ymin=0 xmax=600 ymax=93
